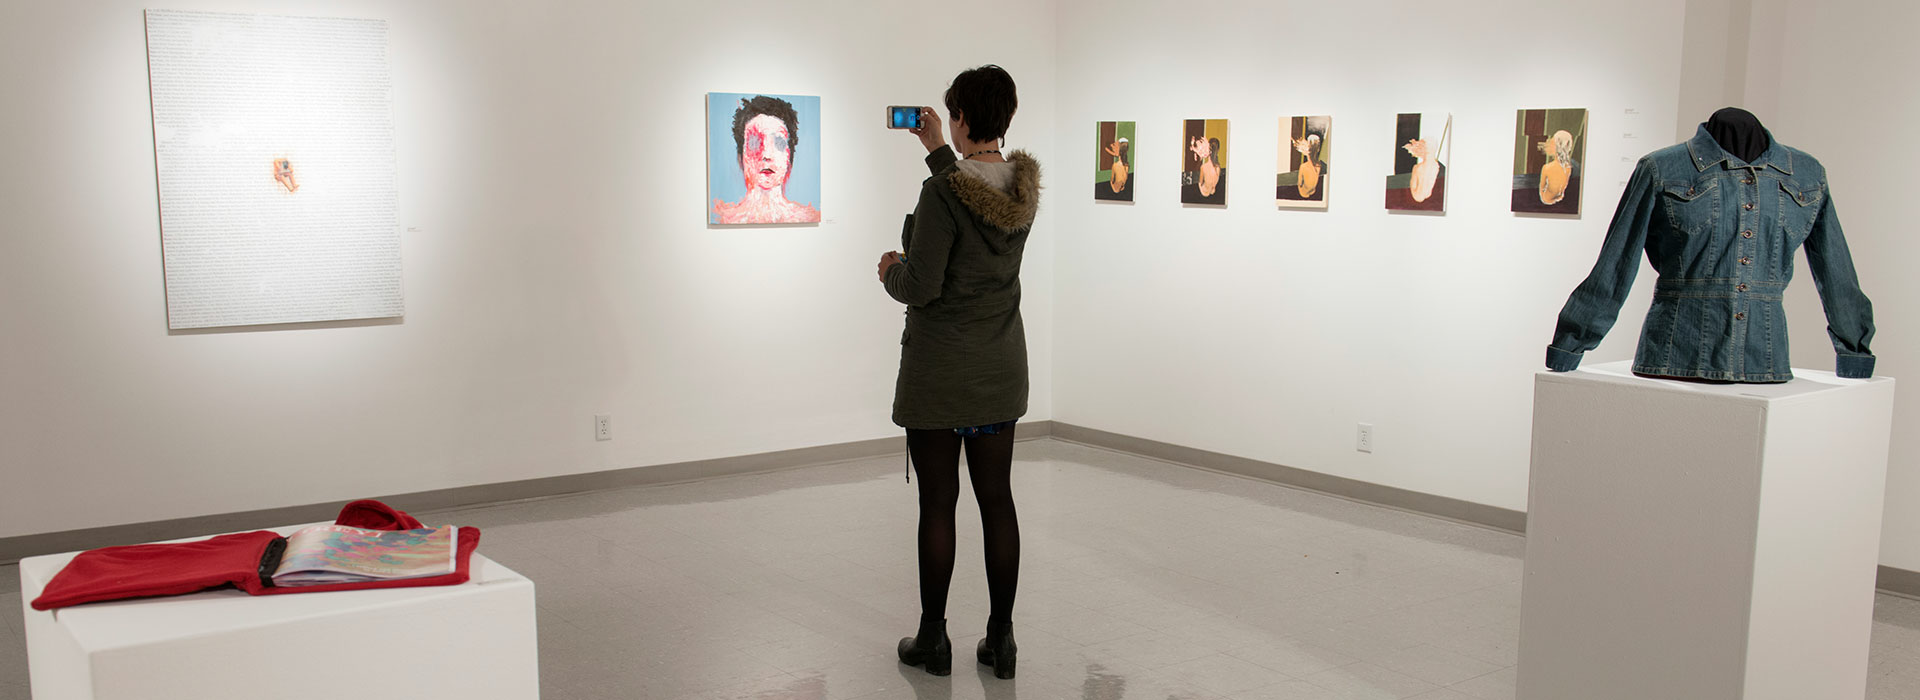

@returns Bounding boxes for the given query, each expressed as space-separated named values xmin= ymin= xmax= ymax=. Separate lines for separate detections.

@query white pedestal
xmin=20 ymin=524 xmax=539 ymax=700
xmin=1517 ymin=361 xmax=1894 ymax=700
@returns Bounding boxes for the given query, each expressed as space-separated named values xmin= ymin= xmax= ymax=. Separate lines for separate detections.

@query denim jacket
xmin=1546 ymin=125 xmax=1875 ymax=382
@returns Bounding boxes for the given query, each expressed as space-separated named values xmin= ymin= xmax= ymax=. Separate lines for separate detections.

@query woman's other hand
xmin=910 ymin=108 xmax=947 ymax=153
xmin=878 ymin=251 xmax=905 ymax=281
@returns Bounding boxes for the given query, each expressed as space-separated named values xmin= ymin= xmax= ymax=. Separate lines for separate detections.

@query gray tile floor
xmin=5 ymin=438 xmax=1920 ymax=699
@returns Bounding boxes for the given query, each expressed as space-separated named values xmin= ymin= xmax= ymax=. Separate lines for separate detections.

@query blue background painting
xmin=706 ymin=92 xmax=822 ymax=224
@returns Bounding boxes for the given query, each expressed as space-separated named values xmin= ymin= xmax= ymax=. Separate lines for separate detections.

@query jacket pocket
xmin=1779 ymin=180 xmax=1823 ymax=243
xmin=1660 ymin=180 xmax=1719 ymax=235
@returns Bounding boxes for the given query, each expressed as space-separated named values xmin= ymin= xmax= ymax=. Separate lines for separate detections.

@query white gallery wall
xmin=0 ymin=0 xmax=1059 ymax=539
xmin=1742 ymin=0 xmax=1920 ymax=572
xmin=1050 ymin=0 xmax=1682 ymax=512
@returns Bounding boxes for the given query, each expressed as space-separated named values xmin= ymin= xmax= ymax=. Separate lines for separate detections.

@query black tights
xmin=907 ymin=426 xmax=1020 ymax=632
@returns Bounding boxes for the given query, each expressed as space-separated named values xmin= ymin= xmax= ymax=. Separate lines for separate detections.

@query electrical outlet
xmin=1356 ymin=423 xmax=1374 ymax=453
xmin=594 ymin=414 xmax=612 ymax=441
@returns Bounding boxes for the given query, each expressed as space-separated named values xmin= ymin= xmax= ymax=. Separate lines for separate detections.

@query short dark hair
xmin=731 ymin=95 xmax=800 ymax=170
xmin=1116 ymin=141 xmax=1130 ymax=162
xmin=944 ymin=65 xmax=1017 ymax=143
xmin=1206 ymin=137 xmax=1221 ymax=166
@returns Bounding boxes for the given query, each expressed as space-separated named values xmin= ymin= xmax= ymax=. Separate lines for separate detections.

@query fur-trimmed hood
xmin=947 ymin=150 xmax=1040 ymax=254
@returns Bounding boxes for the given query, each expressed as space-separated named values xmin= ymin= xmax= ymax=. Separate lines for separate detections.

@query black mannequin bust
xmin=1705 ymin=107 xmax=1770 ymax=163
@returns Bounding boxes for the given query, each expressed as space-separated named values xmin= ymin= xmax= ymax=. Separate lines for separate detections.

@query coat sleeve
xmin=926 ymin=145 xmax=957 ymax=175
xmin=1546 ymin=157 xmax=1660 ymax=371
xmin=884 ymin=184 xmax=955 ymax=307
xmin=1802 ymin=183 xmax=1876 ymax=378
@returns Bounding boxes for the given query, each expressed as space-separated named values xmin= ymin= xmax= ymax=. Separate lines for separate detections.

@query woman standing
xmin=876 ymin=64 xmax=1038 ymax=680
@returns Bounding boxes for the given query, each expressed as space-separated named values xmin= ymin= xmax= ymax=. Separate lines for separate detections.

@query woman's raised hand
xmin=910 ymin=107 xmax=947 ymax=153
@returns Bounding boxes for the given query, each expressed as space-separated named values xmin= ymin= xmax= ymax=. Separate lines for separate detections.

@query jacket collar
xmin=949 ymin=150 xmax=1041 ymax=233
xmin=1686 ymin=124 xmax=1792 ymax=174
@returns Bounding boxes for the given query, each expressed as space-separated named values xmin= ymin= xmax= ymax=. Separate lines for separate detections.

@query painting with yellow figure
xmin=1095 ymin=121 xmax=1135 ymax=202
xmin=1181 ymin=119 xmax=1229 ymax=206
xmin=1277 ymin=116 xmax=1330 ymax=209
xmin=1512 ymin=108 xmax=1587 ymax=215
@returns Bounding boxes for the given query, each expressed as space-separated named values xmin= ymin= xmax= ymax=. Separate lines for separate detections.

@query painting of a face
xmin=706 ymin=92 xmax=821 ymax=225
xmin=740 ymin=114 xmax=792 ymax=191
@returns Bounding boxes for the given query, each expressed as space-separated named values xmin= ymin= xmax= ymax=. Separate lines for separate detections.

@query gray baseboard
xmin=1882 ymin=565 xmax=1920 ymax=600
xmin=10 ymin=418 xmax=1916 ymax=601
xmin=1050 ymin=421 xmax=1528 ymax=535
xmin=0 ymin=421 xmax=1054 ymax=565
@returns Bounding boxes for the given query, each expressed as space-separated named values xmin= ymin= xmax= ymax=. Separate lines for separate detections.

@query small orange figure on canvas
xmin=1293 ymin=133 xmax=1323 ymax=198
xmin=1404 ymin=139 xmax=1439 ymax=203
xmin=1190 ymin=136 xmax=1221 ymax=198
xmin=1104 ymin=137 xmax=1130 ymax=194
xmin=272 ymin=158 xmax=298 ymax=193
xmin=1537 ymin=130 xmax=1574 ymax=205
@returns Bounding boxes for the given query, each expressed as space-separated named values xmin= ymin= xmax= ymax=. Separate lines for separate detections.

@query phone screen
xmin=888 ymin=106 xmax=922 ymax=130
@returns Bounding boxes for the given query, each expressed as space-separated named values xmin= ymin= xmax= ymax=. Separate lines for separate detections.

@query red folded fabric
xmin=31 ymin=500 xmax=480 ymax=610
xmin=29 ymin=531 xmax=283 ymax=611
xmin=335 ymin=498 xmax=425 ymax=530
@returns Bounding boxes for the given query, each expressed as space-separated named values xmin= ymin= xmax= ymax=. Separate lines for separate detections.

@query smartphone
xmin=887 ymin=106 xmax=924 ymax=130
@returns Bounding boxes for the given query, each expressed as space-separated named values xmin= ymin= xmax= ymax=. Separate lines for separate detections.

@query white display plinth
xmin=20 ymin=524 xmax=539 ymax=700
xmin=1518 ymin=361 xmax=1895 ymax=700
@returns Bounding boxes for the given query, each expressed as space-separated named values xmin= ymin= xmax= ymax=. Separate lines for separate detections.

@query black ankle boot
xmin=897 ymin=618 xmax=952 ymax=676
xmin=977 ymin=619 xmax=1016 ymax=679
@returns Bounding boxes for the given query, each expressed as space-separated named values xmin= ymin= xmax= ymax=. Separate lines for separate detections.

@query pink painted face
xmin=740 ymin=114 xmax=793 ymax=191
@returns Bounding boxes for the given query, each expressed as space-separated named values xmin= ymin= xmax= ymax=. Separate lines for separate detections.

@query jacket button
xmin=1743 ymin=178 xmax=1753 ymax=184
xmin=1737 ymin=284 xmax=1748 ymax=292
xmin=1740 ymin=257 xmax=1753 ymax=265
xmin=1744 ymin=203 xmax=1755 ymax=210
xmin=1735 ymin=312 xmax=1747 ymax=321
xmin=1742 ymin=230 xmax=1754 ymax=238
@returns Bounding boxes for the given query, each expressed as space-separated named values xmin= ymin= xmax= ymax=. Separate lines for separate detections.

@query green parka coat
xmin=884 ymin=146 xmax=1041 ymax=429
